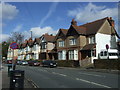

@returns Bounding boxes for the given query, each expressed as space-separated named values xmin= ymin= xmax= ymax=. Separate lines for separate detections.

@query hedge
xmin=94 ymin=59 xmax=120 ymax=70
xmin=55 ymin=60 xmax=75 ymax=67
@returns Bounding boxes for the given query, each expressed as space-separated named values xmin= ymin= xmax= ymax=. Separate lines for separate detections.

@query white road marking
xmin=38 ymin=69 xmax=47 ymax=72
xmin=52 ymin=72 xmax=67 ymax=77
xmin=79 ymin=72 xmax=105 ymax=77
xmin=76 ymin=78 xmax=111 ymax=88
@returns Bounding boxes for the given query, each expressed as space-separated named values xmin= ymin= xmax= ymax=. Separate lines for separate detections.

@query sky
xmin=1 ymin=1 xmax=120 ymax=42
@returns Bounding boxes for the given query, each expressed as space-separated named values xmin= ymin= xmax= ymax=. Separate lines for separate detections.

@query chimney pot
xmin=71 ymin=18 xmax=77 ymax=26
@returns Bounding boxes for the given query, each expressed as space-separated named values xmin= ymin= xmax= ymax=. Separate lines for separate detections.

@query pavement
xmin=1 ymin=65 xmax=35 ymax=89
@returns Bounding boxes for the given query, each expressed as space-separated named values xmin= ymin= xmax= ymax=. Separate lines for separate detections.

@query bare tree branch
xmin=8 ymin=32 xmax=24 ymax=44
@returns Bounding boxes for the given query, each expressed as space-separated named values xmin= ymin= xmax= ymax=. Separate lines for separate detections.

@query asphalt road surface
xmin=16 ymin=65 xmax=119 ymax=88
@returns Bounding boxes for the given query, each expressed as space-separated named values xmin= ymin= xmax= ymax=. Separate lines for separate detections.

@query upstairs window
xmin=58 ymin=41 xmax=65 ymax=47
xmin=41 ymin=43 xmax=46 ymax=49
xmin=33 ymin=44 xmax=38 ymax=51
xmin=110 ymin=35 xmax=116 ymax=49
xmin=69 ymin=38 xmax=76 ymax=45
xmin=89 ymin=37 xmax=95 ymax=44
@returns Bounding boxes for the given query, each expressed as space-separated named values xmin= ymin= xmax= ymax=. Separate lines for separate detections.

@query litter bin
xmin=8 ymin=64 xmax=12 ymax=77
xmin=10 ymin=70 xmax=24 ymax=89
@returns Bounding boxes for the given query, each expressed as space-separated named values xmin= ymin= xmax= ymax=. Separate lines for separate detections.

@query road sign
xmin=106 ymin=44 xmax=109 ymax=50
xmin=10 ymin=42 xmax=18 ymax=49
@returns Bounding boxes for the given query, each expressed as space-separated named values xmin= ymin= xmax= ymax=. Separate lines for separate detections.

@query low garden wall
xmin=55 ymin=60 xmax=79 ymax=67
xmin=94 ymin=59 xmax=120 ymax=70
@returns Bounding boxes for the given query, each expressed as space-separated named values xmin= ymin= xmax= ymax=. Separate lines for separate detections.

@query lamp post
xmin=30 ymin=30 xmax=32 ymax=39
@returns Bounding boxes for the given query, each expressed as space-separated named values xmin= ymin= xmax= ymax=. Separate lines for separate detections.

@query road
xmin=16 ymin=65 xmax=119 ymax=88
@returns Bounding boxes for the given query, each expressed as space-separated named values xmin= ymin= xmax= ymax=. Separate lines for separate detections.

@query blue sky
xmin=1 ymin=2 xmax=119 ymax=42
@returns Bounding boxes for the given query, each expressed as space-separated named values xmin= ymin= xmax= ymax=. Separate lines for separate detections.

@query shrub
xmin=94 ymin=59 xmax=120 ymax=70
xmin=55 ymin=60 xmax=75 ymax=67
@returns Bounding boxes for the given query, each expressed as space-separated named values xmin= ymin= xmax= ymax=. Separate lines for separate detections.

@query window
xmin=69 ymin=50 xmax=78 ymax=60
xmin=104 ymin=51 xmax=107 ymax=56
xmin=58 ymin=41 xmax=64 ymax=47
xmin=26 ymin=46 xmax=30 ymax=52
xmin=33 ymin=45 xmax=38 ymax=51
xmin=89 ymin=37 xmax=95 ymax=44
xmin=100 ymin=51 xmax=103 ymax=56
xmin=34 ymin=54 xmax=38 ymax=59
xmin=58 ymin=51 xmax=62 ymax=60
xmin=110 ymin=35 xmax=116 ymax=49
xmin=69 ymin=50 xmax=74 ymax=60
xmin=91 ymin=50 xmax=96 ymax=57
xmin=109 ymin=53 xmax=118 ymax=56
xmin=41 ymin=43 xmax=46 ymax=49
xmin=69 ymin=38 xmax=76 ymax=45
xmin=58 ymin=50 xmax=66 ymax=60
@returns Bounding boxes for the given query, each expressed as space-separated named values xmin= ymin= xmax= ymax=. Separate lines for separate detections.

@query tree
xmin=2 ymin=41 xmax=9 ymax=59
xmin=8 ymin=32 xmax=24 ymax=44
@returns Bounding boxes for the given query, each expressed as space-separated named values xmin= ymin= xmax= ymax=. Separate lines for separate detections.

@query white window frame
xmin=58 ymin=41 xmax=65 ymax=47
xmin=89 ymin=37 xmax=95 ymax=44
xmin=69 ymin=38 xmax=76 ymax=45
xmin=69 ymin=50 xmax=74 ymax=60
xmin=58 ymin=50 xmax=66 ymax=60
xmin=69 ymin=50 xmax=78 ymax=60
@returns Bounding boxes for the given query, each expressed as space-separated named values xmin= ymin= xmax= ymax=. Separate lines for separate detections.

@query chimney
xmin=45 ymin=33 xmax=48 ymax=35
xmin=71 ymin=19 xmax=77 ymax=26
xmin=109 ymin=17 xmax=115 ymax=27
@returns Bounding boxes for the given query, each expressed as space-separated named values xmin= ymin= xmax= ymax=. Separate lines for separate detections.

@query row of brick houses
xmin=7 ymin=17 xmax=120 ymax=66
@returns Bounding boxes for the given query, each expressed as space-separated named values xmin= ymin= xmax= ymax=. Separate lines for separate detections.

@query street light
xmin=30 ymin=30 xmax=32 ymax=39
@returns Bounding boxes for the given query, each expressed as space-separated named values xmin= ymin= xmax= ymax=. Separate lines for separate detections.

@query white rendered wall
xmin=96 ymin=33 xmax=111 ymax=58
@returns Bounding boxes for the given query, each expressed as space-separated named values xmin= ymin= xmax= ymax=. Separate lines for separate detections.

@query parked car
xmin=28 ymin=60 xmax=40 ymax=66
xmin=42 ymin=60 xmax=57 ymax=68
xmin=17 ymin=60 xmax=23 ymax=65
xmin=22 ymin=61 xmax=28 ymax=65
xmin=7 ymin=60 xmax=12 ymax=64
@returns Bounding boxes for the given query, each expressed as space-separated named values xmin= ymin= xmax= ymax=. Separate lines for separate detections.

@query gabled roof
xmin=70 ymin=25 xmax=86 ymax=35
xmin=55 ymin=29 xmax=68 ymax=40
xmin=27 ymin=38 xmax=34 ymax=46
xmin=42 ymin=33 xmax=56 ymax=42
xmin=80 ymin=17 xmax=107 ymax=35
xmin=60 ymin=29 xmax=68 ymax=35
xmin=70 ymin=17 xmax=107 ymax=35
xmin=34 ymin=38 xmax=40 ymax=44
xmin=65 ymin=17 xmax=119 ymax=38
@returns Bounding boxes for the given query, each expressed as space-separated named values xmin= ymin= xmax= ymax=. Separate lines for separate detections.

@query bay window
xmin=58 ymin=50 xmax=66 ymax=60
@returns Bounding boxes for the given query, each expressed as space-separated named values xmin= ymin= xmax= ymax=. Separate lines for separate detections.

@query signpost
xmin=10 ymin=42 xmax=18 ymax=70
xmin=106 ymin=44 xmax=109 ymax=60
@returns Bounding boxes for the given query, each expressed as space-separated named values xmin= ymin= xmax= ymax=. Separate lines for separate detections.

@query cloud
xmin=68 ymin=2 xmax=119 ymax=36
xmin=23 ymin=26 xmax=57 ymax=39
xmin=0 ymin=2 xmax=19 ymax=20
xmin=39 ymin=2 xmax=59 ymax=27
xmin=0 ymin=34 xmax=10 ymax=42
xmin=13 ymin=25 xmax=23 ymax=32
xmin=68 ymin=3 xmax=118 ymax=23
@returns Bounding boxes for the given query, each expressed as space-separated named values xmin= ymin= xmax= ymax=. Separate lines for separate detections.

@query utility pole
xmin=30 ymin=30 xmax=32 ymax=39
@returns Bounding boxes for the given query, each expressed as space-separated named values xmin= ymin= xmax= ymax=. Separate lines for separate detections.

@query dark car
xmin=28 ymin=60 xmax=40 ymax=66
xmin=42 ymin=60 xmax=57 ymax=68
